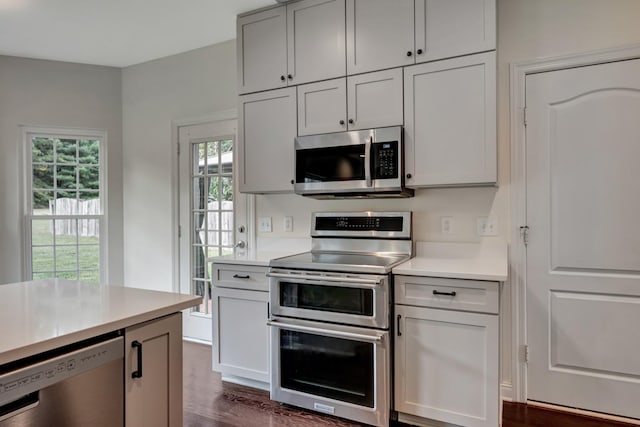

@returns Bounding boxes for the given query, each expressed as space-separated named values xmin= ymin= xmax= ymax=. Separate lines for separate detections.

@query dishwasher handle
xmin=0 ymin=392 xmax=39 ymax=423
xmin=131 ymin=340 xmax=143 ymax=379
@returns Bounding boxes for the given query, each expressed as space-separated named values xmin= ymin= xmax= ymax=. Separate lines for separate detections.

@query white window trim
xmin=20 ymin=125 xmax=109 ymax=284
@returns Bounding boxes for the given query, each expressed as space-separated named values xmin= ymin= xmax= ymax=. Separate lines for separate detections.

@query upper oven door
xmin=267 ymin=269 xmax=389 ymax=329
xmin=294 ymin=129 xmax=373 ymax=195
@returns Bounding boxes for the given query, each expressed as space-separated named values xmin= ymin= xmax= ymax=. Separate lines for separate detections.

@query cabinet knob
xmin=417 ymin=49 xmax=423 ymax=55
xmin=339 ymin=120 xmax=345 ymax=125
xmin=287 ymin=74 xmax=293 ymax=80
xmin=406 ymin=51 xmax=413 ymax=57
xmin=406 ymin=173 xmax=412 ymax=179
xmin=290 ymin=179 xmax=294 ymax=185
xmin=348 ymin=119 xmax=354 ymax=124
xmin=280 ymin=75 xmax=286 ymax=82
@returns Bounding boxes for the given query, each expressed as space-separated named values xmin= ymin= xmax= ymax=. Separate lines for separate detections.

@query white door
xmin=525 ymin=57 xmax=640 ymax=418
xmin=178 ymin=120 xmax=250 ymax=342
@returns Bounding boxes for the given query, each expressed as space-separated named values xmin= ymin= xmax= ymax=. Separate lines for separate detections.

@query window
xmin=191 ymin=137 xmax=234 ymax=313
xmin=24 ymin=128 xmax=106 ymax=284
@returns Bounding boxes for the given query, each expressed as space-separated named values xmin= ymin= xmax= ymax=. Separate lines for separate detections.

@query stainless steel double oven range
xmin=267 ymin=211 xmax=412 ymax=426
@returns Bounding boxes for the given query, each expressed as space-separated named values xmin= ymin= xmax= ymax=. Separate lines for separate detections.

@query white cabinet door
xmin=212 ymin=287 xmax=270 ymax=383
xmin=346 ymin=0 xmax=415 ymax=75
xmin=298 ymin=69 xmax=403 ymax=135
xmin=404 ymin=51 xmax=496 ymax=187
xmin=125 ymin=313 xmax=183 ymax=427
xmin=347 ymin=68 xmax=403 ymax=130
xmin=297 ymin=78 xmax=347 ymax=136
xmin=287 ymin=0 xmax=346 ymax=86
xmin=395 ymin=305 xmax=498 ymax=427
xmin=238 ymin=87 xmax=297 ymax=193
xmin=415 ymin=0 xmax=496 ymax=63
xmin=237 ymin=6 xmax=287 ymax=95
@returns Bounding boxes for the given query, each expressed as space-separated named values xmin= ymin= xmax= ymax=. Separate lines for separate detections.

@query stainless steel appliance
xmin=268 ymin=211 xmax=412 ymax=427
xmin=0 ymin=333 xmax=124 ymax=426
xmin=294 ymin=126 xmax=414 ymax=198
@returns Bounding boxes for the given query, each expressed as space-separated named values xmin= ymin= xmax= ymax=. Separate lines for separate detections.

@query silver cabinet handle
xmin=267 ymin=320 xmax=384 ymax=344
xmin=266 ymin=272 xmax=382 ymax=286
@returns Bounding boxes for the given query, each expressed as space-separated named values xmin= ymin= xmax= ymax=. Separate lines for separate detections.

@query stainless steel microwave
xmin=294 ymin=126 xmax=413 ymax=198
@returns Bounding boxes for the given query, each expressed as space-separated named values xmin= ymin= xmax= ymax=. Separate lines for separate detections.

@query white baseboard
xmin=500 ymin=382 xmax=513 ymax=402
xmin=528 ymin=401 xmax=640 ymax=426
xmin=221 ymin=374 xmax=270 ymax=392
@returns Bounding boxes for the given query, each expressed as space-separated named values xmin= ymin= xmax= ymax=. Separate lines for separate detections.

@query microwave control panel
xmin=372 ymin=141 xmax=398 ymax=179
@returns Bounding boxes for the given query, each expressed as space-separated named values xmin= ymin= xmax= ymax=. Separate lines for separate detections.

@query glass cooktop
xmin=270 ymin=251 xmax=410 ymax=274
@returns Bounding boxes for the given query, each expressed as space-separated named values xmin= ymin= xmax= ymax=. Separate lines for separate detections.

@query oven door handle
xmin=266 ymin=272 xmax=382 ymax=287
xmin=267 ymin=320 xmax=384 ymax=344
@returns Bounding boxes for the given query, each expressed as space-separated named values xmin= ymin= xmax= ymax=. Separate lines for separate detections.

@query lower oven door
xmin=268 ymin=317 xmax=390 ymax=427
xmin=267 ymin=270 xmax=389 ymax=329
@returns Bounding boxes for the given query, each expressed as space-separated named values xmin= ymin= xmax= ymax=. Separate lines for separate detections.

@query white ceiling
xmin=0 ymin=0 xmax=276 ymax=67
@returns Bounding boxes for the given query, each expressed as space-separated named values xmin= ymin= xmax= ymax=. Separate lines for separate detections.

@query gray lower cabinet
xmin=211 ymin=263 xmax=270 ymax=387
xmin=394 ymin=275 xmax=499 ymax=427
xmin=125 ymin=312 xmax=183 ymax=427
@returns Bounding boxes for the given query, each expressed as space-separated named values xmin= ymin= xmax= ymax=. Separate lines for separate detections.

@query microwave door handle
xmin=365 ymin=136 xmax=372 ymax=187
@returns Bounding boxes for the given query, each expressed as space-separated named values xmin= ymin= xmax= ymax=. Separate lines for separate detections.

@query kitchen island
xmin=0 ymin=279 xmax=200 ymax=426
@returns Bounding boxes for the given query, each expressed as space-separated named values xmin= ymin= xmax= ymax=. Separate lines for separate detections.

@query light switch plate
xmin=477 ymin=217 xmax=498 ymax=236
xmin=283 ymin=216 xmax=293 ymax=232
xmin=259 ymin=217 xmax=272 ymax=232
xmin=441 ymin=217 xmax=453 ymax=234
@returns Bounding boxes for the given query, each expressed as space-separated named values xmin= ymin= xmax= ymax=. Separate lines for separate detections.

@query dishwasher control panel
xmin=0 ymin=336 xmax=123 ymax=406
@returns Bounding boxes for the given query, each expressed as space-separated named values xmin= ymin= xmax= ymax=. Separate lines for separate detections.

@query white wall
xmin=0 ymin=56 xmax=123 ymax=285
xmin=121 ymin=41 xmax=237 ymax=291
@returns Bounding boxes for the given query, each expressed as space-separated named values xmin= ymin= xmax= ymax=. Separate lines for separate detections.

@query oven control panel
xmin=316 ymin=214 xmax=404 ymax=232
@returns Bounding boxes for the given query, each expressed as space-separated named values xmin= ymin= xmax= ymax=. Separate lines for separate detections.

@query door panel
xmin=525 ymin=57 xmax=640 ymax=418
xmin=297 ymin=78 xmax=347 ymax=136
xmin=346 ymin=0 xmax=415 ymax=75
xmin=287 ymin=0 xmax=346 ymax=86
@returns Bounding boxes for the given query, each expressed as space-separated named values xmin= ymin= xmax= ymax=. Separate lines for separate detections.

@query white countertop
xmin=0 ymin=279 xmax=200 ymax=365
xmin=208 ymin=250 xmax=304 ymax=267
xmin=393 ymin=241 xmax=508 ymax=281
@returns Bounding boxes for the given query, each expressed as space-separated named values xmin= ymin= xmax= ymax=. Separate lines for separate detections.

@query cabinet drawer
xmin=213 ymin=264 xmax=268 ymax=291
xmin=395 ymin=275 xmax=499 ymax=314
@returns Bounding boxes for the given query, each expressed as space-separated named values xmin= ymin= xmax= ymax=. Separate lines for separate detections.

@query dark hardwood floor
xmin=183 ymin=341 xmax=638 ymax=427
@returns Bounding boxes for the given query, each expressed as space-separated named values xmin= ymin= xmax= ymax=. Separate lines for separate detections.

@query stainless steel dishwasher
xmin=0 ymin=333 xmax=124 ymax=426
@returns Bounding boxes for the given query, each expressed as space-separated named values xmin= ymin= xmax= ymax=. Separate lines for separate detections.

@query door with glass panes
xmin=178 ymin=119 xmax=249 ymax=341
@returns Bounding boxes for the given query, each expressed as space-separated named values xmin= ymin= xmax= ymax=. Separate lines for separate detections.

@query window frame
xmin=21 ymin=126 xmax=108 ymax=284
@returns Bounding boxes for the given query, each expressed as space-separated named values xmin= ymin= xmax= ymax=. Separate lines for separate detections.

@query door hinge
xmin=523 ymin=344 xmax=529 ymax=363
xmin=520 ymin=225 xmax=529 ymax=246
xmin=522 ymin=107 xmax=528 ymax=127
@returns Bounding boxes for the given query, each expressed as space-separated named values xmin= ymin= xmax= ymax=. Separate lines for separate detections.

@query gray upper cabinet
xmin=346 ymin=0 xmax=496 ymax=75
xmin=416 ymin=0 xmax=496 ymax=63
xmin=404 ymin=51 xmax=496 ymax=187
xmin=238 ymin=87 xmax=297 ymax=193
xmin=287 ymin=0 xmax=346 ymax=86
xmin=297 ymin=68 xmax=403 ymax=136
xmin=237 ymin=0 xmax=346 ymax=95
xmin=237 ymin=6 xmax=287 ymax=95
xmin=346 ymin=0 xmax=415 ymax=75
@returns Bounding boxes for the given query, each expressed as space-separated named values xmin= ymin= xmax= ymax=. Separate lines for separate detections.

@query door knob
xmin=235 ymin=241 xmax=246 ymax=249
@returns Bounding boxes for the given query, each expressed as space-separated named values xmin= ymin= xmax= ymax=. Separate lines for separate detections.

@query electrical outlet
xmin=258 ymin=217 xmax=272 ymax=232
xmin=477 ymin=217 xmax=498 ymax=236
xmin=441 ymin=217 xmax=453 ymax=234
xmin=283 ymin=216 xmax=293 ymax=232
